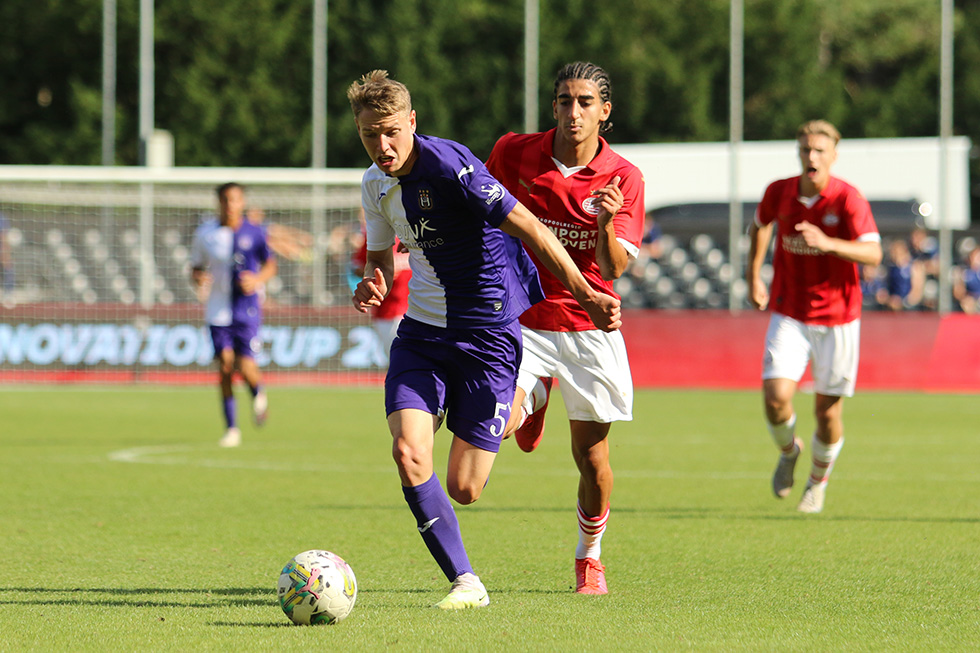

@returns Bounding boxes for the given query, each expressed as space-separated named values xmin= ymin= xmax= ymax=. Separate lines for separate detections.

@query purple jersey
xmin=191 ymin=218 xmax=272 ymax=327
xmin=230 ymin=221 xmax=271 ymax=324
xmin=361 ymin=134 xmax=544 ymax=329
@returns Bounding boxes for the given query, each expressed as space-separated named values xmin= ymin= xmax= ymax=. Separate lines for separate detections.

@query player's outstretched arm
xmin=352 ymin=247 xmax=394 ymax=313
xmin=501 ymin=203 xmax=621 ymax=332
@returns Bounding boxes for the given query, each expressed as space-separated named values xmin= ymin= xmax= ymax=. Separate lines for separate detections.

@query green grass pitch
xmin=0 ymin=386 xmax=977 ymax=651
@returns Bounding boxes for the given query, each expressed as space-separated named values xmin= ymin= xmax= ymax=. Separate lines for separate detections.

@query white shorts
xmin=517 ymin=327 xmax=633 ymax=423
xmin=762 ymin=313 xmax=860 ymax=397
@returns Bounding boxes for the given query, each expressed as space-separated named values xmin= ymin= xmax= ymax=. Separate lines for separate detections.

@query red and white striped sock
xmin=809 ymin=435 xmax=844 ymax=486
xmin=575 ymin=502 xmax=610 ymax=560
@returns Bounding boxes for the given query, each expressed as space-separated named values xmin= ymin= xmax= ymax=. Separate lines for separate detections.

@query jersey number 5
xmin=490 ymin=401 xmax=511 ymax=439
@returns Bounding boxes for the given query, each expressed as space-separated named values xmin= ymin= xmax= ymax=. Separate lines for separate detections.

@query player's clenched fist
xmin=352 ymin=267 xmax=387 ymax=313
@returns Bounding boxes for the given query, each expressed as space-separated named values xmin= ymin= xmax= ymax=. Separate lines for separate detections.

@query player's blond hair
xmin=797 ymin=119 xmax=841 ymax=146
xmin=347 ymin=70 xmax=412 ymax=118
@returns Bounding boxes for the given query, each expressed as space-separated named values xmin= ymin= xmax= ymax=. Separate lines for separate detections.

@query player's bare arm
xmin=745 ymin=221 xmax=773 ymax=310
xmin=593 ymin=175 xmax=630 ymax=281
xmin=794 ymin=221 xmax=883 ymax=266
xmin=500 ymin=203 xmax=622 ymax=332
xmin=238 ymin=258 xmax=278 ymax=296
xmin=352 ymin=247 xmax=393 ymax=313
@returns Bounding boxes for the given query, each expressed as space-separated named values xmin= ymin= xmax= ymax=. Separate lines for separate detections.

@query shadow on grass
xmin=210 ymin=621 xmax=293 ymax=628
xmin=0 ymin=587 xmax=270 ymax=609
xmin=637 ymin=508 xmax=980 ymax=524
xmin=314 ymin=502 xmax=980 ymax=525
xmin=458 ymin=504 xmax=980 ymax=524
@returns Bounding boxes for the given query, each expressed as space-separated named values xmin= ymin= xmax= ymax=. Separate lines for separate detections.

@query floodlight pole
xmin=311 ymin=0 xmax=328 ymax=305
xmin=138 ymin=0 xmax=155 ymax=308
xmin=524 ymin=0 xmax=539 ymax=134
xmin=312 ymin=0 xmax=327 ymax=169
xmin=728 ymin=0 xmax=744 ymax=312
xmin=101 ymin=0 xmax=116 ymax=166
xmin=138 ymin=0 xmax=154 ymax=168
xmin=937 ymin=0 xmax=953 ymax=314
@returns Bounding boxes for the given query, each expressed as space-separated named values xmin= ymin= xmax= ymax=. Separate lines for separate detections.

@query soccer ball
xmin=277 ymin=550 xmax=357 ymax=625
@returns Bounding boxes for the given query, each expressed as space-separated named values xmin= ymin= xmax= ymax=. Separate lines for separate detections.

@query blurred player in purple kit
xmin=191 ymin=182 xmax=278 ymax=447
xmin=347 ymin=70 xmax=621 ymax=610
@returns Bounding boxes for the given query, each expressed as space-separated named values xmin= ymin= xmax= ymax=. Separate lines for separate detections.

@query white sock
xmin=767 ymin=413 xmax=798 ymax=456
xmin=809 ymin=434 xmax=844 ymax=485
xmin=515 ymin=406 xmax=529 ymax=429
xmin=516 ymin=378 xmax=549 ymax=429
xmin=575 ymin=502 xmax=609 ymax=560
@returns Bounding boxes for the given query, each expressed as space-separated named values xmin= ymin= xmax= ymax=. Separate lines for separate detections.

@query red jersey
xmin=351 ymin=238 xmax=411 ymax=320
xmin=486 ymin=129 xmax=645 ymax=331
xmin=756 ymin=175 xmax=879 ymax=326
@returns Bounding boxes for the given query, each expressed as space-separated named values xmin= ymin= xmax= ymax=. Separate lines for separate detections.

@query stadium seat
xmin=690 ymin=234 xmax=715 ymax=260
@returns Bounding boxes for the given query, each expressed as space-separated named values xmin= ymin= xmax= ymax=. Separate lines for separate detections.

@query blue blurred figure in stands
xmin=953 ymin=245 xmax=980 ymax=314
xmin=859 ymin=263 xmax=887 ymax=310
xmin=641 ymin=214 xmax=664 ymax=259
xmin=908 ymin=225 xmax=939 ymax=277
xmin=884 ymin=239 xmax=922 ymax=311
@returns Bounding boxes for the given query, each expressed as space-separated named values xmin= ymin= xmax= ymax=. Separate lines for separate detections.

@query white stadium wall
xmin=616 ymin=137 xmax=972 ymax=229
xmin=0 ymin=136 xmax=973 ymax=385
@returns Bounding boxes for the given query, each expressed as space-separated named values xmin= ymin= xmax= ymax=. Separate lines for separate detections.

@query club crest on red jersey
xmin=581 ymin=195 xmax=601 ymax=216
xmin=823 ymin=213 xmax=840 ymax=227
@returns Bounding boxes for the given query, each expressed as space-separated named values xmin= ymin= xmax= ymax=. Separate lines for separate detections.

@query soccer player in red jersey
xmin=746 ymin=120 xmax=882 ymax=513
xmin=487 ymin=62 xmax=645 ymax=594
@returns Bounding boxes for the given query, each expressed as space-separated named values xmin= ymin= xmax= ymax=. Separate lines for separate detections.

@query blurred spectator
xmin=0 ymin=211 xmax=13 ymax=298
xmin=953 ymin=245 xmax=980 ymax=314
xmin=884 ymin=239 xmax=924 ymax=311
xmin=641 ymin=214 xmax=663 ymax=259
xmin=860 ymin=264 xmax=888 ymax=310
xmin=908 ymin=225 xmax=939 ymax=278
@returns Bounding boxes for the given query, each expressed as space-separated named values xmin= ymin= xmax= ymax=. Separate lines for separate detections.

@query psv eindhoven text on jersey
xmin=487 ymin=128 xmax=645 ymax=332
xmin=756 ymin=175 xmax=880 ymax=326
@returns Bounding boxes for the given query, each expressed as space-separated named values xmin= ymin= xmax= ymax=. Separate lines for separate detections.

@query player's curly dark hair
xmin=553 ymin=62 xmax=613 ymax=134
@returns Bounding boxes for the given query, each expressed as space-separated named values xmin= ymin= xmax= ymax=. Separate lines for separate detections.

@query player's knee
xmin=445 ymin=468 xmax=485 ymax=504
xmin=391 ymin=440 xmax=426 ymax=477
xmin=447 ymin=481 xmax=482 ymax=505
xmin=814 ymin=395 xmax=843 ymax=424
xmin=763 ymin=393 xmax=793 ymax=422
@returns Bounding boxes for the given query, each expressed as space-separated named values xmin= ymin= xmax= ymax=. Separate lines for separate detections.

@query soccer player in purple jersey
xmin=347 ymin=70 xmax=621 ymax=610
xmin=190 ymin=183 xmax=277 ymax=448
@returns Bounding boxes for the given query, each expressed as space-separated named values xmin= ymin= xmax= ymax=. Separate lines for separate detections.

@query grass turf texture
xmin=0 ymin=386 xmax=978 ymax=651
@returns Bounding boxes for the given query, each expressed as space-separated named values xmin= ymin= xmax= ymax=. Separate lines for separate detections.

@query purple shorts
xmin=209 ymin=323 xmax=261 ymax=359
xmin=385 ymin=316 xmax=521 ymax=453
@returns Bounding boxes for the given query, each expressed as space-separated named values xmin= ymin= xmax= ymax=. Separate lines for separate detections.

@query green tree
xmin=0 ymin=0 xmax=976 ymax=212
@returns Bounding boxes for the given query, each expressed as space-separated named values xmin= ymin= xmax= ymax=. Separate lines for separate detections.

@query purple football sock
xmin=222 ymin=396 xmax=236 ymax=429
xmin=402 ymin=474 xmax=473 ymax=582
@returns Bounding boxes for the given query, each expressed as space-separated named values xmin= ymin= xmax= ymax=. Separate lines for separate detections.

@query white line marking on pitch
xmin=105 ymin=445 xmax=980 ymax=483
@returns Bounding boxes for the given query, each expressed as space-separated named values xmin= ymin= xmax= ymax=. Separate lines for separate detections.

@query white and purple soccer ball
xmin=277 ymin=549 xmax=357 ymax=625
